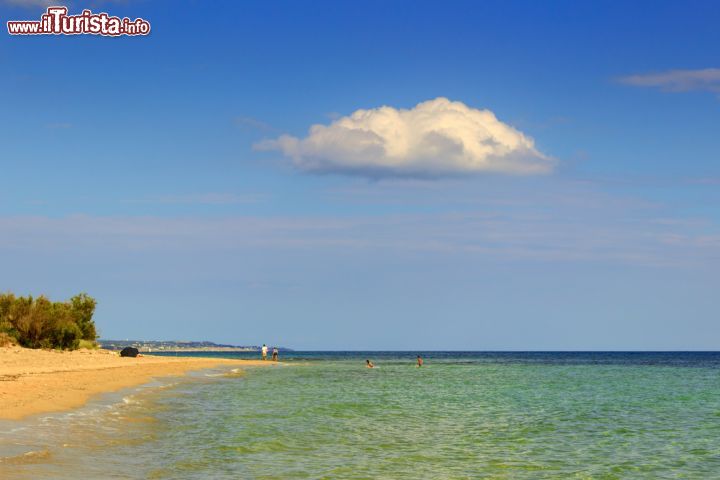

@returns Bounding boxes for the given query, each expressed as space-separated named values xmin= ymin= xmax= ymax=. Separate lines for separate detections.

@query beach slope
xmin=0 ymin=347 xmax=264 ymax=420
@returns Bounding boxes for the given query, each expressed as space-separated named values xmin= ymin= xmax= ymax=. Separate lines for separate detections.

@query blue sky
xmin=1 ymin=0 xmax=719 ymax=349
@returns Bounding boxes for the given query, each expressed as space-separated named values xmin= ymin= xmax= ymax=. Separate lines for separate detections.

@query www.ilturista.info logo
xmin=7 ymin=6 xmax=150 ymax=36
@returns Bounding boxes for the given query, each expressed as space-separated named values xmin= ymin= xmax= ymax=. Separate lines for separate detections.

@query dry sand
xmin=0 ymin=347 xmax=268 ymax=420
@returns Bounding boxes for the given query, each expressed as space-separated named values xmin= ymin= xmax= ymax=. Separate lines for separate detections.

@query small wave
xmin=205 ymin=368 xmax=245 ymax=378
xmin=155 ymin=382 xmax=180 ymax=390
xmin=123 ymin=396 xmax=140 ymax=405
xmin=0 ymin=449 xmax=52 ymax=465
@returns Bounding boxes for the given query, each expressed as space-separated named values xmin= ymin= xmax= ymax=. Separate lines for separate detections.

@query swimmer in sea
xmin=417 ymin=355 xmax=423 ymax=367
xmin=366 ymin=359 xmax=374 ymax=368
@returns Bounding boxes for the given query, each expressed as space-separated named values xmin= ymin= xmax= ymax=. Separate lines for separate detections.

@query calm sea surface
xmin=2 ymin=352 xmax=720 ymax=479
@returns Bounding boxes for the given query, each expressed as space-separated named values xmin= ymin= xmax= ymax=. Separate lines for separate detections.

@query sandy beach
xmin=0 ymin=347 xmax=267 ymax=420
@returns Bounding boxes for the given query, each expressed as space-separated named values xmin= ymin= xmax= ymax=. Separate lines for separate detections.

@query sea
xmin=1 ymin=351 xmax=720 ymax=479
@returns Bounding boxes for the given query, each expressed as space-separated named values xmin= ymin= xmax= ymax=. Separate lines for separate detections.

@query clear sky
xmin=1 ymin=0 xmax=719 ymax=350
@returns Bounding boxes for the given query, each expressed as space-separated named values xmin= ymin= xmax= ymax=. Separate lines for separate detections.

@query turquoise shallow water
xmin=2 ymin=352 xmax=720 ymax=479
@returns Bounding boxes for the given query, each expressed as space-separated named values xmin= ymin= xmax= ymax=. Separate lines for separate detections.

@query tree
xmin=70 ymin=293 xmax=97 ymax=340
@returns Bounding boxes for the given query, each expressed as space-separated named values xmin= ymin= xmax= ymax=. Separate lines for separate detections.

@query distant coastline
xmin=98 ymin=339 xmax=293 ymax=353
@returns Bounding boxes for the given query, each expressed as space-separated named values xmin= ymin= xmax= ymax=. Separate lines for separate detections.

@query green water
xmin=2 ymin=354 xmax=720 ymax=478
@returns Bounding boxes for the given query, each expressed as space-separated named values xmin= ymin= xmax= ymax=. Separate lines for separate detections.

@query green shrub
xmin=0 ymin=332 xmax=15 ymax=347
xmin=78 ymin=339 xmax=99 ymax=349
xmin=52 ymin=321 xmax=82 ymax=350
xmin=70 ymin=293 xmax=97 ymax=341
xmin=0 ymin=292 xmax=98 ymax=350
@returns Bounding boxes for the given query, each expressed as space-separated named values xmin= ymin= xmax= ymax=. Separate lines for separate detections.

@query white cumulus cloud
xmin=255 ymin=98 xmax=554 ymax=177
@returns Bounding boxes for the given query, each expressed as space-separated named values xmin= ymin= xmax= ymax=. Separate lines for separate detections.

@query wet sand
xmin=0 ymin=347 xmax=267 ymax=420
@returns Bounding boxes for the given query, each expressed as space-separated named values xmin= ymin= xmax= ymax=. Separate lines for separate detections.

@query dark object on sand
xmin=120 ymin=347 xmax=140 ymax=357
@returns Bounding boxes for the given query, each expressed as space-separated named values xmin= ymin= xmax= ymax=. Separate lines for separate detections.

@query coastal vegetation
xmin=0 ymin=292 xmax=97 ymax=350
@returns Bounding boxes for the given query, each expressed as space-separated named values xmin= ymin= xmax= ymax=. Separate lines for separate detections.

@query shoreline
xmin=0 ymin=346 xmax=269 ymax=421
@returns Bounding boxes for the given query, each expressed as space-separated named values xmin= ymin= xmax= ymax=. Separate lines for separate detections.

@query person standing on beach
xmin=417 ymin=355 xmax=423 ymax=367
xmin=261 ymin=344 xmax=268 ymax=361
xmin=272 ymin=347 xmax=278 ymax=361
